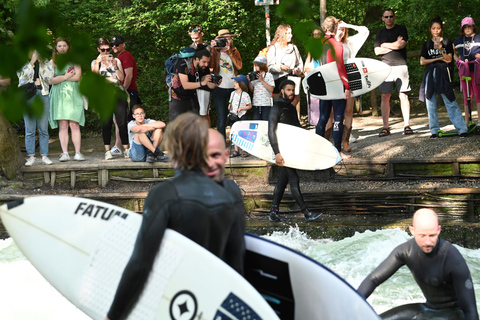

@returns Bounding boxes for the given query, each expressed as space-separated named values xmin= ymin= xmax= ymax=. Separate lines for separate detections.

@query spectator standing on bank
xmin=304 ymin=28 xmax=322 ymax=127
xmin=249 ymin=55 xmax=274 ymax=121
xmin=188 ymin=25 xmax=213 ymax=126
xmin=91 ymin=38 xmax=130 ymax=160
xmin=453 ymin=17 xmax=480 ymax=127
xmin=49 ymin=37 xmax=85 ymax=162
xmin=210 ymin=29 xmax=243 ymax=139
xmin=375 ymin=9 xmax=413 ymax=137
xmin=267 ymin=24 xmax=303 ymax=121
xmin=18 ymin=51 xmax=54 ymax=166
xmin=315 ymin=17 xmax=351 ymax=160
xmin=335 ymin=20 xmax=369 ymax=152
xmin=420 ymin=17 xmax=468 ymax=139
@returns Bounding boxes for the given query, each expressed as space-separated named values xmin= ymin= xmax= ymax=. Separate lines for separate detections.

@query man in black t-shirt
xmin=169 ymin=49 xmax=218 ymax=121
xmin=375 ymin=9 xmax=412 ymax=137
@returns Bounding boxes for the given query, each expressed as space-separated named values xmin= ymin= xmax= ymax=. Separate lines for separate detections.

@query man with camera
xmin=169 ymin=49 xmax=219 ymax=121
xmin=188 ymin=25 xmax=213 ymax=125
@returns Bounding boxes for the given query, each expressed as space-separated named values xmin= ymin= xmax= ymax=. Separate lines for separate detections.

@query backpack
xmin=165 ymin=47 xmax=195 ymax=99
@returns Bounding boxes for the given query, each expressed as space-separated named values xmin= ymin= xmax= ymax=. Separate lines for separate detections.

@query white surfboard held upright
xmin=0 ymin=196 xmax=278 ymax=320
xmin=230 ymin=120 xmax=342 ymax=171
xmin=0 ymin=196 xmax=380 ymax=320
xmin=302 ymin=58 xmax=391 ymax=100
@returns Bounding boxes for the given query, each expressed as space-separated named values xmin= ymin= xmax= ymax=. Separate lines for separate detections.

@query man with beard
xmin=111 ymin=35 xmax=140 ymax=120
xmin=169 ymin=49 xmax=218 ymax=121
xmin=358 ymin=208 xmax=478 ymax=320
xmin=268 ymin=80 xmax=322 ymax=222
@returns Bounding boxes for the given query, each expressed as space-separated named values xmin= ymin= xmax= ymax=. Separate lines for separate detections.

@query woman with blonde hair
xmin=267 ymin=24 xmax=303 ymax=120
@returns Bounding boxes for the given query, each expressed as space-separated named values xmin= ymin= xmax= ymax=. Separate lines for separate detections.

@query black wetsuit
xmin=358 ymin=238 xmax=478 ymax=320
xmin=268 ymin=97 xmax=308 ymax=210
xmin=107 ymin=170 xmax=246 ymax=320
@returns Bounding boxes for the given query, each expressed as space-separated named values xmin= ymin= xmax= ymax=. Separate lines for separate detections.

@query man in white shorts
xmin=375 ymin=8 xmax=412 ymax=137
xmin=188 ymin=24 xmax=212 ymax=126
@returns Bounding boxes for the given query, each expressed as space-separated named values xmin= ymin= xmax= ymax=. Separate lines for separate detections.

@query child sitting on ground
xmin=228 ymin=74 xmax=252 ymax=158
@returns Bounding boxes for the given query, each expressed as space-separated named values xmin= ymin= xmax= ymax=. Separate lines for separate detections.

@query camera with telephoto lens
xmin=214 ymin=37 xmax=228 ymax=47
xmin=247 ymin=71 xmax=260 ymax=81
xmin=210 ymin=74 xmax=222 ymax=84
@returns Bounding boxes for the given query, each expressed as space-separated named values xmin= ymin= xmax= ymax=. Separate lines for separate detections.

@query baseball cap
xmin=232 ymin=74 xmax=249 ymax=87
xmin=253 ymin=55 xmax=267 ymax=65
xmin=461 ymin=17 xmax=475 ymax=27
xmin=111 ymin=35 xmax=125 ymax=46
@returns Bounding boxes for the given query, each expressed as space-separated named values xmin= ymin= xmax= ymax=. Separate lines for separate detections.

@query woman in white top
xmin=335 ymin=20 xmax=369 ymax=152
xmin=91 ymin=38 xmax=129 ymax=160
xmin=267 ymin=24 xmax=303 ymax=120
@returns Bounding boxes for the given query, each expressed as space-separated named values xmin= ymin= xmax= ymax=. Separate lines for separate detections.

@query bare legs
xmin=58 ymin=120 xmax=81 ymax=154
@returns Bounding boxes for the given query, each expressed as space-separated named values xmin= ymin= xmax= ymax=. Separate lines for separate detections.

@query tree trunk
xmin=0 ymin=112 xmax=23 ymax=179
xmin=319 ymin=0 xmax=327 ymax=25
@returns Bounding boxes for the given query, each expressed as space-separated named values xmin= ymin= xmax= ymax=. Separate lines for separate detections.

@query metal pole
xmin=265 ymin=5 xmax=271 ymax=46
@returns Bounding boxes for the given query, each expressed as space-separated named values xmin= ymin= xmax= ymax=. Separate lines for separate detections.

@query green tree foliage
xmin=2 ymin=0 xmax=480 ymax=127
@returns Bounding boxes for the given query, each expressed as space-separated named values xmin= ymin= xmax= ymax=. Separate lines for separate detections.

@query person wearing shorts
xmin=127 ymin=105 xmax=168 ymax=163
xmin=188 ymin=24 xmax=213 ymax=126
xmin=374 ymin=9 xmax=412 ymax=137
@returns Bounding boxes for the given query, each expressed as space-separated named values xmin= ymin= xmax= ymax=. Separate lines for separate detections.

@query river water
xmin=1 ymin=228 xmax=479 ymax=319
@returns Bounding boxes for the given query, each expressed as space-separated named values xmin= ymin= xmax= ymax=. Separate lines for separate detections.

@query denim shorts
xmin=129 ymin=140 xmax=147 ymax=162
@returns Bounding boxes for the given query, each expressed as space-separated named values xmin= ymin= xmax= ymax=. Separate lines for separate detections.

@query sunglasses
xmin=100 ymin=48 xmax=110 ymax=52
xmin=313 ymin=32 xmax=321 ymax=36
xmin=189 ymin=27 xmax=202 ymax=33
xmin=112 ymin=43 xmax=123 ymax=47
xmin=133 ymin=112 xmax=145 ymax=116
xmin=384 ymin=15 xmax=394 ymax=19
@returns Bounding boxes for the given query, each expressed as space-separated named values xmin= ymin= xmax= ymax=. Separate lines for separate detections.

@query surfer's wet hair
xmin=164 ymin=112 xmax=209 ymax=171
xmin=279 ymin=79 xmax=296 ymax=91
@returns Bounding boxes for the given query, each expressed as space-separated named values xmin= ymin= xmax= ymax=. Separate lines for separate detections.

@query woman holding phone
xmin=420 ymin=16 xmax=468 ymax=138
xmin=91 ymin=37 xmax=130 ymax=160
xmin=49 ymin=37 xmax=85 ymax=161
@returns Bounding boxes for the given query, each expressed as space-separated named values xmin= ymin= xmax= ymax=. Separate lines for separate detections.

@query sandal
xmin=241 ymin=151 xmax=249 ymax=158
xmin=379 ymin=128 xmax=390 ymax=137
xmin=229 ymin=150 xmax=240 ymax=158
xmin=404 ymin=126 xmax=414 ymax=135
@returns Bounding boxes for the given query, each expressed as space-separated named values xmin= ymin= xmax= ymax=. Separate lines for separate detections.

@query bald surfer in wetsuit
xmin=268 ymin=79 xmax=322 ymax=222
xmin=358 ymin=208 xmax=478 ymax=320
xmin=105 ymin=113 xmax=246 ymax=320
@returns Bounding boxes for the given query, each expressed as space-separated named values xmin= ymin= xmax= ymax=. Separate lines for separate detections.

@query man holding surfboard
xmin=358 ymin=208 xmax=478 ymax=319
xmin=375 ymin=9 xmax=413 ymax=137
xmin=106 ymin=113 xmax=246 ymax=320
xmin=268 ymin=80 xmax=322 ymax=222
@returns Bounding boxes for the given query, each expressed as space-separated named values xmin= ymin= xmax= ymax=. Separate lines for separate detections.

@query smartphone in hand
xmin=67 ymin=66 xmax=75 ymax=73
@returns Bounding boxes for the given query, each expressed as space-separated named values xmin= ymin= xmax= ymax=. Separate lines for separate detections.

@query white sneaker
xmin=42 ymin=156 xmax=53 ymax=165
xmin=349 ymin=135 xmax=357 ymax=143
xmin=111 ymin=146 xmax=122 ymax=157
xmin=25 ymin=157 xmax=36 ymax=167
xmin=105 ymin=150 xmax=113 ymax=160
xmin=59 ymin=153 xmax=70 ymax=162
xmin=124 ymin=148 xmax=130 ymax=158
xmin=74 ymin=152 xmax=85 ymax=161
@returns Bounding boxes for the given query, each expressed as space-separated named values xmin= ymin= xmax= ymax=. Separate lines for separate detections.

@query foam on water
xmin=1 ymin=229 xmax=479 ymax=318
xmin=0 ymin=238 xmax=90 ymax=320
xmin=263 ymin=227 xmax=480 ymax=315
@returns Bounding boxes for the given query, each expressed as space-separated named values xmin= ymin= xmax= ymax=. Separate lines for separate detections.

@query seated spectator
xmin=127 ymin=105 xmax=168 ymax=163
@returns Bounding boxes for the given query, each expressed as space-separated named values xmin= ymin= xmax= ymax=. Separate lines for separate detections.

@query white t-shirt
xmin=229 ymin=91 xmax=251 ymax=118
xmin=128 ymin=119 xmax=155 ymax=146
xmin=251 ymin=72 xmax=274 ymax=107
xmin=218 ymin=52 xmax=235 ymax=89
